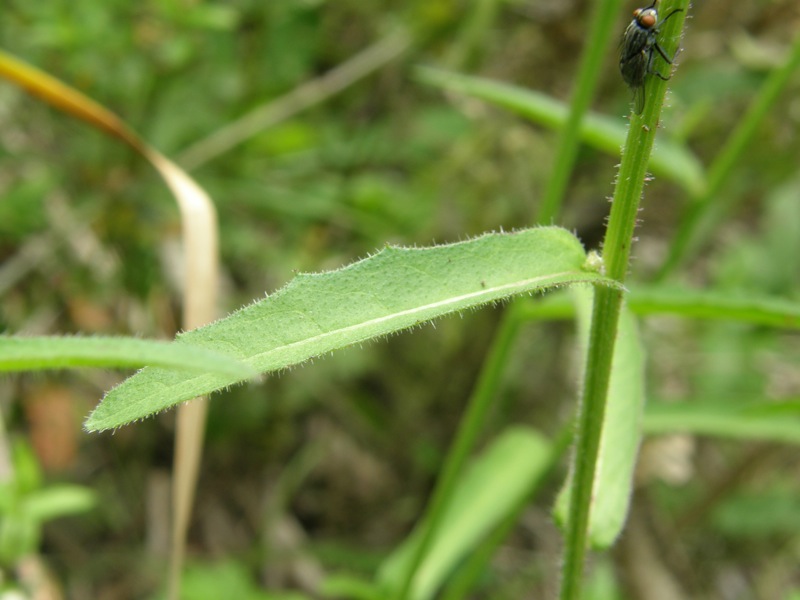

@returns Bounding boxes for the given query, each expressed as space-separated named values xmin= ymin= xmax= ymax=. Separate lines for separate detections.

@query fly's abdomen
xmin=620 ymin=47 xmax=646 ymax=88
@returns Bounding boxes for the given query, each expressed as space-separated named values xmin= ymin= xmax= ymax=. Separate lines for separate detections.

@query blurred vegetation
xmin=1 ymin=0 xmax=799 ymax=598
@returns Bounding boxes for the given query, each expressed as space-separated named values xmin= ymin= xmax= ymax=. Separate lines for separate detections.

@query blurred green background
xmin=1 ymin=0 xmax=799 ymax=598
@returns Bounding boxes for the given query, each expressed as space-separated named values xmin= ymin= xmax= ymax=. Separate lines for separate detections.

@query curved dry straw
xmin=0 ymin=49 xmax=218 ymax=600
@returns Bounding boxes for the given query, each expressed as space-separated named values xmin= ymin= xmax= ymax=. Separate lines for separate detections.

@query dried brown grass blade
xmin=0 ymin=49 xmax=217 ymax=600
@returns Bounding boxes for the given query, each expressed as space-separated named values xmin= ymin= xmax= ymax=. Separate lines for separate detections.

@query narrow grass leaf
xmin=0 ymin=336 xmax=254 ymax=378
xmin=628 ymin=286 xmax=800 ymax=329
xmin=518 ymin=286 xmax=800 ymax=330
xmin=644 ymin=401 xmax=800 ymax=444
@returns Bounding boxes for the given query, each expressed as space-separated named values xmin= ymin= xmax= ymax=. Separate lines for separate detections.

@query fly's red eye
xmin=639 ymin=12 xmax=657 ymax=27
xmin=634 ymin=8 xmax=658 ymax=29
xmin=633 ymin=8 xmax=642 ymax=17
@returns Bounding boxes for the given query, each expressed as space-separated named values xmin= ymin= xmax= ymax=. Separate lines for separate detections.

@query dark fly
xmin=619 ymin=1 xmax=683 ymax=114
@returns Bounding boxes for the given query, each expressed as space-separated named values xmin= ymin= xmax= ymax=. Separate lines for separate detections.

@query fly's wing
xmin=632 ymin=80 xmax=646 ymax=114
xmin=621 ymin=24 xmax=648 ymax=63
xmin=619 ymin=22 xmax=651 ymax=114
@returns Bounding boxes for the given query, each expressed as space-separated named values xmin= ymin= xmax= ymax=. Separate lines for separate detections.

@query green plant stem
xmin=394 ymin=303 xmax=524 ymax=599
xmin=537 ymin=0 xmax=624 ymax=224
xmin=558 ymin=286 xmax=622 ymax=600
xmin=657 ymin=33 xmax=800 ymax=279
xmin=558 ymin=2 xmax=688 ymax=599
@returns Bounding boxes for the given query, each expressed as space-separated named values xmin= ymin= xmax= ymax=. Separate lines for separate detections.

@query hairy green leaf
xmin=86 ymin=227 xmax=612 ymax=431
xmin=554 ymin=288 xmax=646 ymax=549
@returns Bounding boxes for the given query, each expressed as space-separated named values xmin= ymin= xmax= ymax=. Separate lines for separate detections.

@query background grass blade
xmin=415 ymin=66 xmax=706 ymax=197
xmin=377 ymin=427 xmax=551 ymax=600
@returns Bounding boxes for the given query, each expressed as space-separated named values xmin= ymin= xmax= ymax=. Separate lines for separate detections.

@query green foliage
xmin=0 ymin=440 xmax=94 ymax=565
xmin=2 ymin=0 xmax=800 ymax=597
xmin=177 ymin=561 xmax=309 ymax=600
xmin=0 ymin=178 xmax=51 ymax=242
xmin=712 ymin=485 xmax=800 ymax=539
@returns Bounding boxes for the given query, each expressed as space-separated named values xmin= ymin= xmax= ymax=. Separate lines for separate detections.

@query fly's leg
xmin=647 ymin=44 xmax=672 ymax=80
xmin=658 ymin=8 xmax=684 ymax=27
xmin=650 ymin=7 xmax=683 ymax=72
xmin=654 ymin=41 xmax=675 ymax=65
xmin=650 ymin=67 xmax=671 ymax=81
